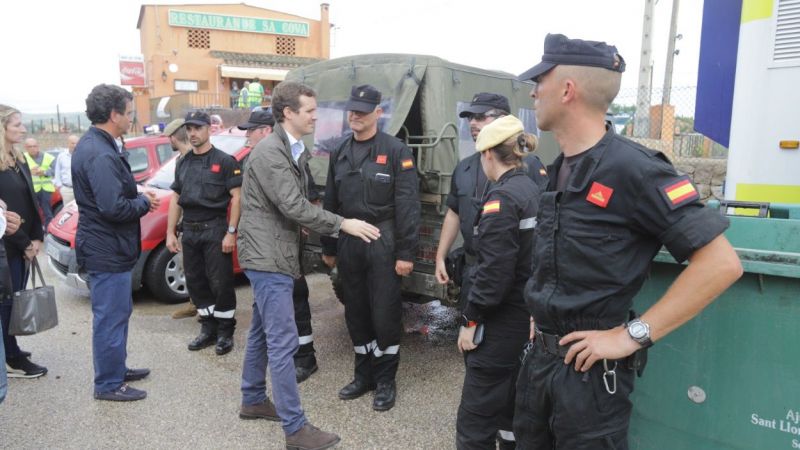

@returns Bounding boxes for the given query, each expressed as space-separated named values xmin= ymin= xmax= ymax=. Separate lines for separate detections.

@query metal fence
xmin=610 ymin=86 xmax=728 ymax=162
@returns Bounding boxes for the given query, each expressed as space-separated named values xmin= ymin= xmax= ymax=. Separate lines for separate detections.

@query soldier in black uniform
xmin=166 ymin=111 xmax=242 ymax=356
xmin=321 ymin=85 xmax=420 ymax=411
xmin=513 ymin=34 xmax=743 ymax=449
xmin=456 ymin=115 xmax=539 ymax=449
xmin=435 ymin=93 xmax=548 ymax=308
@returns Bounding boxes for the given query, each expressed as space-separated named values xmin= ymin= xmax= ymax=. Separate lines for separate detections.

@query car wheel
xmin=144 ymin=245 xmax=189 ymax=304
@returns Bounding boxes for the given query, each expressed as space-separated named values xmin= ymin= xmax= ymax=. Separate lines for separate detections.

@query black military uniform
xmin=512 ymin=34 xmax=731 ymax=449
xmin=171 ymin=112 xmax=242 ymax=355
xmin=514 ymin=132 xmax=729 ymax=448
xmin=458 ymin=163 xmax=539 ymax=450
xmin=447 ymin=93 xmax=547 ymax=308
xmin=293 ymin=164 xmax=322 ymax=382
xmin=447 ymin=151 xmax=547 ymax=306
xmin=321 ymin=85 xmax=420 ymax=411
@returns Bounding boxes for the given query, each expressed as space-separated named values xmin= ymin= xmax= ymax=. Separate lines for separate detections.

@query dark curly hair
xmin=85 ymin=84 xmax=133 ymax=125
xmin=272 ymin=81 xmax=315 ymax=123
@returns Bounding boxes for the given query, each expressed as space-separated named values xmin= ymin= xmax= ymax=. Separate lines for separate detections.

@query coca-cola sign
xmin=119 ymin=55 xmax=145 ymax=86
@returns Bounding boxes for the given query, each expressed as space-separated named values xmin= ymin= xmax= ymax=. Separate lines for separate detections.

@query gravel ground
xmin=0 ymin=265 xmax=464 ymax=449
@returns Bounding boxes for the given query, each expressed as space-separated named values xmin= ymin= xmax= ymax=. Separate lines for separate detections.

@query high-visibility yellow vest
xmin=24 ymin=152 xmax=55 ymax=193
xmin=238 ymin=88 xmax=249 ymax=108
xmin=249 ymin=83 xmax=264 ymax=107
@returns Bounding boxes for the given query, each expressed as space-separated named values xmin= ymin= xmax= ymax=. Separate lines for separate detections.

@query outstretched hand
xmin=340 ymin=218 xmax=380 ymax=243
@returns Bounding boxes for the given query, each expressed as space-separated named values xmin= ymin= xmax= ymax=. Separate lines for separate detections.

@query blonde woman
xmin=0 ymin=105 xmax=47 ymax=379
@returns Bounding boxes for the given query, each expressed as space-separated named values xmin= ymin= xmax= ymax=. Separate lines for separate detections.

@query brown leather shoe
xmin=239 ymin=399 xmax=280 ymax=421
xmin=171 ymin=301 xmax=197 ymax=319
xmin=286 ymin=423 xmax=340 ymax=450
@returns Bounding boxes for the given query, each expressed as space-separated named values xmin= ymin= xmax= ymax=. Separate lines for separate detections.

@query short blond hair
xmin=557 ymin=64 xmax=622 ymax=112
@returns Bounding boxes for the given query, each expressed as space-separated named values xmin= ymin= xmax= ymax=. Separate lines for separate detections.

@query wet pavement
xmin=0 ymin=265 xmax=465 ymax=449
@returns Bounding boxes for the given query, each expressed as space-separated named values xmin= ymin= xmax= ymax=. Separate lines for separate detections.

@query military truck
xmin=287 ymin=53 xmax=559 ymax=306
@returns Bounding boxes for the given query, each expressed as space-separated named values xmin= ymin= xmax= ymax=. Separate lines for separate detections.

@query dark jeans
xmin=241 ymin=270 xmax=306 ymax=435
xmin=36 ymin=190 xmax=53 ymax=230
xmin=89 ymin=271 xmax=133 ymax=394
xmin=1 ymin=254 xmax=28 ymax=360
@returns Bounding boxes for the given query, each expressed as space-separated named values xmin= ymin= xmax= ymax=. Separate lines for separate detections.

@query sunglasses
xmin=466 ymin=112 xmax=502 ymax=122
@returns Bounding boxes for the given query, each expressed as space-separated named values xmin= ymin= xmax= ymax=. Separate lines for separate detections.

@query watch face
xmin=629 ymin=321 xmax=647 ymax=339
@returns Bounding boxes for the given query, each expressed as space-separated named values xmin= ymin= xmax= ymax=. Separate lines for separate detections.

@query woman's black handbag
xmin=9 ymin=257 xmax=58 ymax=336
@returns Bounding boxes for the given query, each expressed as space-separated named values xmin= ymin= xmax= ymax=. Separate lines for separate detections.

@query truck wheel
xmin=144 ymin=245 xmax=189 ymax=304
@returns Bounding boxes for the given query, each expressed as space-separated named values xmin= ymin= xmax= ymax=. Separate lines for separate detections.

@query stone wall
xmin=674 ymin=158 xmax=727 ymax=202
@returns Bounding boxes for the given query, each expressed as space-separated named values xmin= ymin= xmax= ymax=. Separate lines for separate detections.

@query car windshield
xmin=146 ymin=134 xmax=247 ymax=190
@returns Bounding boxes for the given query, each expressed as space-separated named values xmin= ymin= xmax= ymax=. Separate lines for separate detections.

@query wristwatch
xmin=461 ymin=315 xmax=478 ymax=328
xmin=625 ymin=318 xmax=653 ymax=348
xmin=227 ymin=225 xmax=237 ymax=234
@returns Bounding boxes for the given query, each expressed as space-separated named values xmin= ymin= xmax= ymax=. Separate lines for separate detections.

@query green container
xmin=629 ymin=202 xmax=800 ymax=450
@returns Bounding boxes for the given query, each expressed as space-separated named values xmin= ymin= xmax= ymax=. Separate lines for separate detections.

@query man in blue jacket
xmin=72 ymin=84 xmax=160 ymax=402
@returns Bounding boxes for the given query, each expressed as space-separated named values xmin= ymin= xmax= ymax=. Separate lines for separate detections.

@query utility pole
xmin=634 ymin=0 xmax=656 ymax=138
xmin=662 ymin=0 xmax=681 ymax=106
xmin=56 ymin=104 xmax=61 ymax=133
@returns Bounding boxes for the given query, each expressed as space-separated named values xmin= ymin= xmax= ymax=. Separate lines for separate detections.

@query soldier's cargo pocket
xmin=366 ymin=172 xmax=393 ymax=205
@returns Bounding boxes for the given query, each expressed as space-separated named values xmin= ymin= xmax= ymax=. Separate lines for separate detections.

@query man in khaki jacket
xmin=236 ymin=81 xmax=379 ymax=450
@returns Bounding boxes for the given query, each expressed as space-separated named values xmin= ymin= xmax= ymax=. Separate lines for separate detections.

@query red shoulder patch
xmin=586 ymin=182 xmax=613 ymax=208
xmin=376 ymin=154 xmax=387 ymax=165
xmin=210 ymin=163 xmax=221 ymax=173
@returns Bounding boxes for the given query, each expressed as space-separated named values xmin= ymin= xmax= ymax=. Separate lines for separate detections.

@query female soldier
xmin=456 ymin=115 xmax=539 ymax=449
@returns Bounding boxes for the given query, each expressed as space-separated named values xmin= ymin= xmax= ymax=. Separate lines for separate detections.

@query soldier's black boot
xmin=373 ymin=380 xmax=396 ymax=411
xmin=188 ymin=317 xmax=217 ymax=351
xmin=294 ymin=343 xmax=318 ymax=383
xmin=215 ymin=318 xmax=236 ymax=355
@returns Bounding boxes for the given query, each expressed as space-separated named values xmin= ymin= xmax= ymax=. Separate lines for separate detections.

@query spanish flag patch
xmin=401 ymin=158 xmax=414 ymax=170
xmin=586 ymin=181 xmax=613 ymax=208
xmin=660 ymin=176 xmax=699 ymax=210
xmin=234 ymin=169 xmax=241 ymax=175
xmin=539 ymin=168 xmax=547 ymax=176
xmin=482 ymin=200 xmax=501 ymax=215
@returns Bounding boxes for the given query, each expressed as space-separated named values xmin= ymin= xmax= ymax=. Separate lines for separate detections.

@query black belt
xmin=182 ymin=217 xmax=226 ymax=231
xmin=535 ymin=327 xmax=571 ymax=358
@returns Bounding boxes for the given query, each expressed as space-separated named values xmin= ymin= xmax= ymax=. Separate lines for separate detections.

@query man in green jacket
xmin=236 ymin=80 xmax=379 ymax=450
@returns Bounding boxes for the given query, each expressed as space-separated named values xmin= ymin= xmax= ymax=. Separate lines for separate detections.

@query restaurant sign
xmin=168 ymin=9 xmax=309 ymax=37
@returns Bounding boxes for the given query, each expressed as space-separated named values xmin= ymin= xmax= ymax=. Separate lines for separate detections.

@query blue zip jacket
xmin=72 ymin=127 xmax=150 ymax=272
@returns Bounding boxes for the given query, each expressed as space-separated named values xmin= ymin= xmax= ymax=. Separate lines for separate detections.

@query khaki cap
xmin=162 ymin=119 xmax=185 ymax=137
xmin=475 ymin=115 xmax=524 ymax=152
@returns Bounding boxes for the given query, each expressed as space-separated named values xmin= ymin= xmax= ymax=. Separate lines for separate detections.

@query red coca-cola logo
xmin=120 ymin=60 xmax=145 ymax=86
xmin=121 ymin=66 xmax=144 ymax=76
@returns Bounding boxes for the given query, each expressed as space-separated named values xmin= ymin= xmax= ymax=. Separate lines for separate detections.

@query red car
xmin=45 ymin=130 xmax=249 ymax=303
xmin=47 ymin=135 xmax=175 ymax=214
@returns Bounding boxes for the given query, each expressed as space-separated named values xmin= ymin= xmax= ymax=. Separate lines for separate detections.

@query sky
xmin=2 ymin=0 xmax=705 ymax=114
